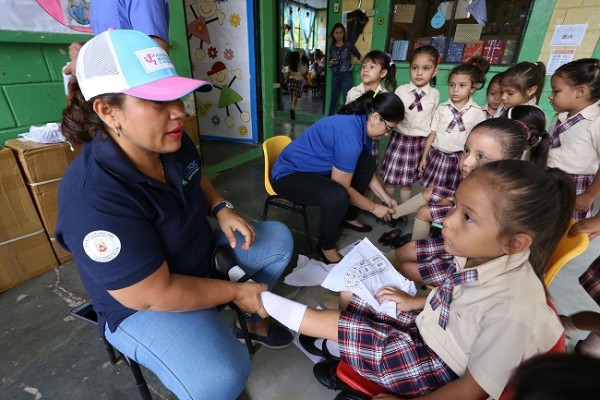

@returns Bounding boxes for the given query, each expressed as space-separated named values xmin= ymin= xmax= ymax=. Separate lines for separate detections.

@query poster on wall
xmin=1 ymin=0 xmax=91 ymax=34
xmin=185 ymin=0 xmax=258 ymax=143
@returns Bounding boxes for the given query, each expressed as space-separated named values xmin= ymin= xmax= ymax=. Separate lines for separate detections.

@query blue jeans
xmin=104 ymin=221 xmax=293 ymax=400
xmin=328 ymin=71 xmax=353 ymax=115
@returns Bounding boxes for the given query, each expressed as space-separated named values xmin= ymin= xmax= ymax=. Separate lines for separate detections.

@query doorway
xmin=276 ymin=0 xmax=328 ymax=120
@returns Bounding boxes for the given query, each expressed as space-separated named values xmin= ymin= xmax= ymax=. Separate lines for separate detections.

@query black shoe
xmin=375 ymin=217 xmax=398 ymax=228
xmin=290 ymin=109 xmax=296 ymax=120
xmin=313 ymin=360 xmax=349 ymax=391
xmin=321 ymin=339 xmax=341 ymax=362
xmin=390 ymin=233 xmax=412 ymax=249
xmin=378 ymin=228 xmax=403 ymax=246
xmin=299 ymin=334 xmax=324 ymax=357
xmin=340 ymin=220 xmax=373 ymax=232
xmin=211 ymin=246 xmax=250 ymax=282
xmin=316 ymin=247 xmax=342 ymax=264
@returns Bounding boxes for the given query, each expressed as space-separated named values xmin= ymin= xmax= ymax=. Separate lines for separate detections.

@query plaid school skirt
xmin=428 ymin=186 xmax=456 ymax=224
xmin=580 ymin=256 xmax=600 ymax=306
xmin=416 ymin=237 xmax=454 ymax=286
xmin=419 ymin=148 xmax=462 ymax=190
xmin=338 ymin=295 xmax=458 ymax=397
xmin=287 ymin=78 xmax=303 ymax=98
xmin=380 ymin=133 xmax=426 ymax=187
xmin=571 ymin=174 xmax=594 ymax=221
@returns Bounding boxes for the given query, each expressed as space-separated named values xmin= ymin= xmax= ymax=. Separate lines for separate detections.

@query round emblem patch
xmin=83 ymin=231 xmax=122 ymax=262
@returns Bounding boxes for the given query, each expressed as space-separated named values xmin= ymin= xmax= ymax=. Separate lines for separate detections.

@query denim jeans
xmin=104 ymin=221 xmax=293 ymax=399
xmin=328 ymin=71 xmax=354 ymax=115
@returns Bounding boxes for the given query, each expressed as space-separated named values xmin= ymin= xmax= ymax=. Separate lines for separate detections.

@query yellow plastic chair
xmin=262 ymin=136 xmax=312 ymax=251
xmin=544 ymin=218 xmax=589 ymax=286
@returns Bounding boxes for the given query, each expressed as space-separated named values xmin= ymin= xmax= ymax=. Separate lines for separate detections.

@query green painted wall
xmin=0 ymin=1 xmax=192 ymax=144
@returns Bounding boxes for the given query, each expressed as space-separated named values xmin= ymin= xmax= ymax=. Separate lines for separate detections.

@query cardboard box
xmin=0 ymin=232 xmax=58 ymax=292
xmin=4 ymin=139 xmax=80 ymax=264
xmin=0 ymin=147 xmax=58 ymax=292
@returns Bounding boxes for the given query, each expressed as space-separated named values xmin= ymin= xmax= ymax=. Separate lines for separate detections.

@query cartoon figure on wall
xmin=206 ymin=61 xmax=250 ymax=127
xmin=186 ymin=0 xmax=226 ymax=60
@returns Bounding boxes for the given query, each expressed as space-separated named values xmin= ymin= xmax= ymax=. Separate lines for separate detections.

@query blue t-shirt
xmin=91 ymin=0 xmax=170 ymax=43
xmin=272 ymin=114 xmax=371 ymax=180
xmin=56 ymin=133 xmax=211 ymax=334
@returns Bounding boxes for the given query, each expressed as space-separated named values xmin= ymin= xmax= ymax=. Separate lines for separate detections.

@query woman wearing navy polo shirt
xmin=272 ymin=91 xmax=404 ymax=263
xmin=56 ymin=30 xmax=293 ymax=400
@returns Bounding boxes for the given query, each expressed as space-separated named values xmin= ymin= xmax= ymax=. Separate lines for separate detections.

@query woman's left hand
xmin=375 ymin=286 xmax=415 ymax=311
xmin=575 ymin=192 xmax=595 ymax=213
xmin=217 ymin=209 xmax=255 ymax=250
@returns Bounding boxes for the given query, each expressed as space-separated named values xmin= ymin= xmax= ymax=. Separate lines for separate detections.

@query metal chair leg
xmin=236 ymin=310 xmax=256 ymax=355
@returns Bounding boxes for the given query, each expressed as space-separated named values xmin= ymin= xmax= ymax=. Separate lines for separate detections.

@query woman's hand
xmin=418 ymin=159 xmax=427 ymax=173
xmin=375 ymin=286 xmax=420 ymax=312
xmin=575 ymin=192 xmax=595 ymax=213
xmin=217 ymin=209 xmax=256 ymax=250
xmin=233 ymin=281 xmax=269 ymax=317
xmin=570 ymin=213 xmax=600 ymax=240
xmin=372 ymin=203 xmax=395 ymax=220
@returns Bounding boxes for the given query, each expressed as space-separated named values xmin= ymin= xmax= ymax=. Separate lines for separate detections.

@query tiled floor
xmin=2 ymin=116 xmax=599 ymax=399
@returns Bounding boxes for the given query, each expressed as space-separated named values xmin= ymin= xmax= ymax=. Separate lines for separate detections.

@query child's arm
xmin=570 ymin=211 xmax=600 ymax=239
xmin=419 ymin=131 xmax=436 ymax=172
xmin=575 ymin=170 xmax=600 ymax=213
xmin=375 ymin=286 xmax=426 ymax=311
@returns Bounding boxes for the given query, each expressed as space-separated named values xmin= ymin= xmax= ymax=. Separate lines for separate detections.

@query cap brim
xmin=123 ymin=76 xmax=212 ymax=101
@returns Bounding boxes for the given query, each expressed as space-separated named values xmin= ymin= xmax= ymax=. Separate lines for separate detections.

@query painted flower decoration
xmin=208 ymin=47 xmax=218 ymax=59
xmin=224 ymin=48 xmax=234 ymax=61
xmin=238 ymin=125 xmax=248 ymax=137
xmin=211 ymin=115 xmax=221 ymax=126
xmin=229 ymin=13 xmax=241 ymax=27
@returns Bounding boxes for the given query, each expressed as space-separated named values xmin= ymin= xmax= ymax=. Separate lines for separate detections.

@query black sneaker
xmin=313 ymin=360 xmax=349 ymax=391
xmin=290 ymin=109 xmax=296 ymax=120
xmin=232 ymin=323 xmax=293 ymax=349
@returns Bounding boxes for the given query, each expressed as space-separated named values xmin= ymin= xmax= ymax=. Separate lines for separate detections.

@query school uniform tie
xmin=408 ymin=89 xmax=425 ymax=112
xmin=550 ymin=113 xmax=585 ymax=148
xmin=429 ymin=265 xmax=478 ymax=329
xmin=446 ymin=105 xmax=468 ymax=133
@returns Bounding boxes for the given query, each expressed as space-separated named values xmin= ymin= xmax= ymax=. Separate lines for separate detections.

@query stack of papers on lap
xmin=321 ymin=238 xmax=416 ymax=318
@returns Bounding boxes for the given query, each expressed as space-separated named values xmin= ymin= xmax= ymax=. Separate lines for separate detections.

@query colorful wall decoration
xmin=185 ymin=0 xmax=258 ymax=143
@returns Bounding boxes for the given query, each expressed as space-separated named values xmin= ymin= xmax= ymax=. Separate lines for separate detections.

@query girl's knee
xmin=395 ymin=241 xmax=417 ymax=263
xmin=416 ymin=205 xmax=432 ymax=221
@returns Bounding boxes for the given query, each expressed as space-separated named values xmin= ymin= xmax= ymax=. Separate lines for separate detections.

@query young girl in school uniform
xmin=547 ymin=58 xmax=600 ymax=221
xmin=379 ymin=45 xmax=440 ymax=205
xmin=345 ymin=50 xmax=398 ymax=159
xmin=496 ymin=61 xmax=546 ymax=116
xmin=251 ymin=159 xmax=573 ymax=400
xmin=412 ymin=57 xmax=487 ymax=239
xmin=482 ymin=73 xmax=502 ymax=119
xmin=286 ymin=51 xmax=308 ymax=120
xmin=393 ymin=112 xmax=550 ymax=284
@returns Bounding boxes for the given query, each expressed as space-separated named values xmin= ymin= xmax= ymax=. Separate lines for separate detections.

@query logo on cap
xmin=135 ymin=48 xmax=174 ymax=73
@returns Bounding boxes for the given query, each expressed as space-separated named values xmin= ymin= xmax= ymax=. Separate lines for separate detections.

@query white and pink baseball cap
xmin=76 ymin=29 xmax=211 ymax=101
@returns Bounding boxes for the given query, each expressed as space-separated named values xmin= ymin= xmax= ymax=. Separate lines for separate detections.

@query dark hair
xmin=469 ymin=118 xmax=527 ymax=160
xmin=363 ymin=50 xmax=397 ymax=91
xmin=470 ymin=160 xmax=575 ymax=280
xmin=301 ymin=54 xmax=309 ymax=68
xmin=505 ymin=105 xmax=550 ymax=168
xmin=61 ymin=78 xmax=124 ymax=144
xmin=486 ymin=72 xmax=503 ymax=95
xmin=410 ymin=45 xmax=439 ymax=87
xmin=329 ymin=23 xmax=346 ymax=44
xmin=500 ymin=62 xmax=546 ymax=104
xmin=338 ymin=90 xmax=405 ymax=123
xmin=449 ymin=56 xmax=490 ymax=89
xmin=288 ymin=51 xmax=300 ymax=73
xmin=553 ymin=58 xmax=600 ymax=101
xmin=506 ymin=353 xmax=600 ymax=400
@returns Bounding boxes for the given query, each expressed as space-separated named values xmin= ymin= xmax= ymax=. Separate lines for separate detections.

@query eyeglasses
xmin=380 ymin=118 xmax=394 ymax=133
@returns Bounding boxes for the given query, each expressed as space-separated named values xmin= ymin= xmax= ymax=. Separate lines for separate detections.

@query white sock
xmin=324 ymin=339 xmax=340 ymax=358
xmin=399 ymin=189 xmax=412 ymax=204
xmin=392 ymin=193 xmax=428 ymax=219
xmin=579 ymin=332 xmax=600 ymax=356
xmin=412 ymin=218 xmax=431 ymax=240
xmin=227 ymin=265 xmax=251 ymax=282
xmin=260 ymin=291 xmax=307 ymax=332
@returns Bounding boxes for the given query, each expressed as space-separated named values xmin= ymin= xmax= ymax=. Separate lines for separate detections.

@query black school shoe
xmin=313 ymin=360 xmax=350 ymax=391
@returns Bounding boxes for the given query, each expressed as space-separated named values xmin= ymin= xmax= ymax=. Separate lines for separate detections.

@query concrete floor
xmin=2 ymin=116 xmax=600 ymax=399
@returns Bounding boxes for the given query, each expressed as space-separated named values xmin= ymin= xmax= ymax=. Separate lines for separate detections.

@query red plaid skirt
xmin=419 ymin=148 xmax=462 ymax=191
xmin=428 ymin=186 xmax=455 ymax=223
xmin=338 ymin=295 xmax=458 ymax=397
xmin=571 ymin=174 xmax=594 ymax=221
xmin=580 ymin=256 xmax=600 ymax=306
xmin=380 ymin=133 xmax=426 ymax=186
xmin=287 ymin=78 xmax=303 ymax=98
xmin=415 ymin=237 xmax=454 ymax=286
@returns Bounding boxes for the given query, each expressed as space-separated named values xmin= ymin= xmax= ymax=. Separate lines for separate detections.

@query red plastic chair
xmin=335 ymin=300 xmax=566 ymax=400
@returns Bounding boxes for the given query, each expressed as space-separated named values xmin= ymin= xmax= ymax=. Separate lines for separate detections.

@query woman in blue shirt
xmin=272 ymin=91 xmax=404 ymax=263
